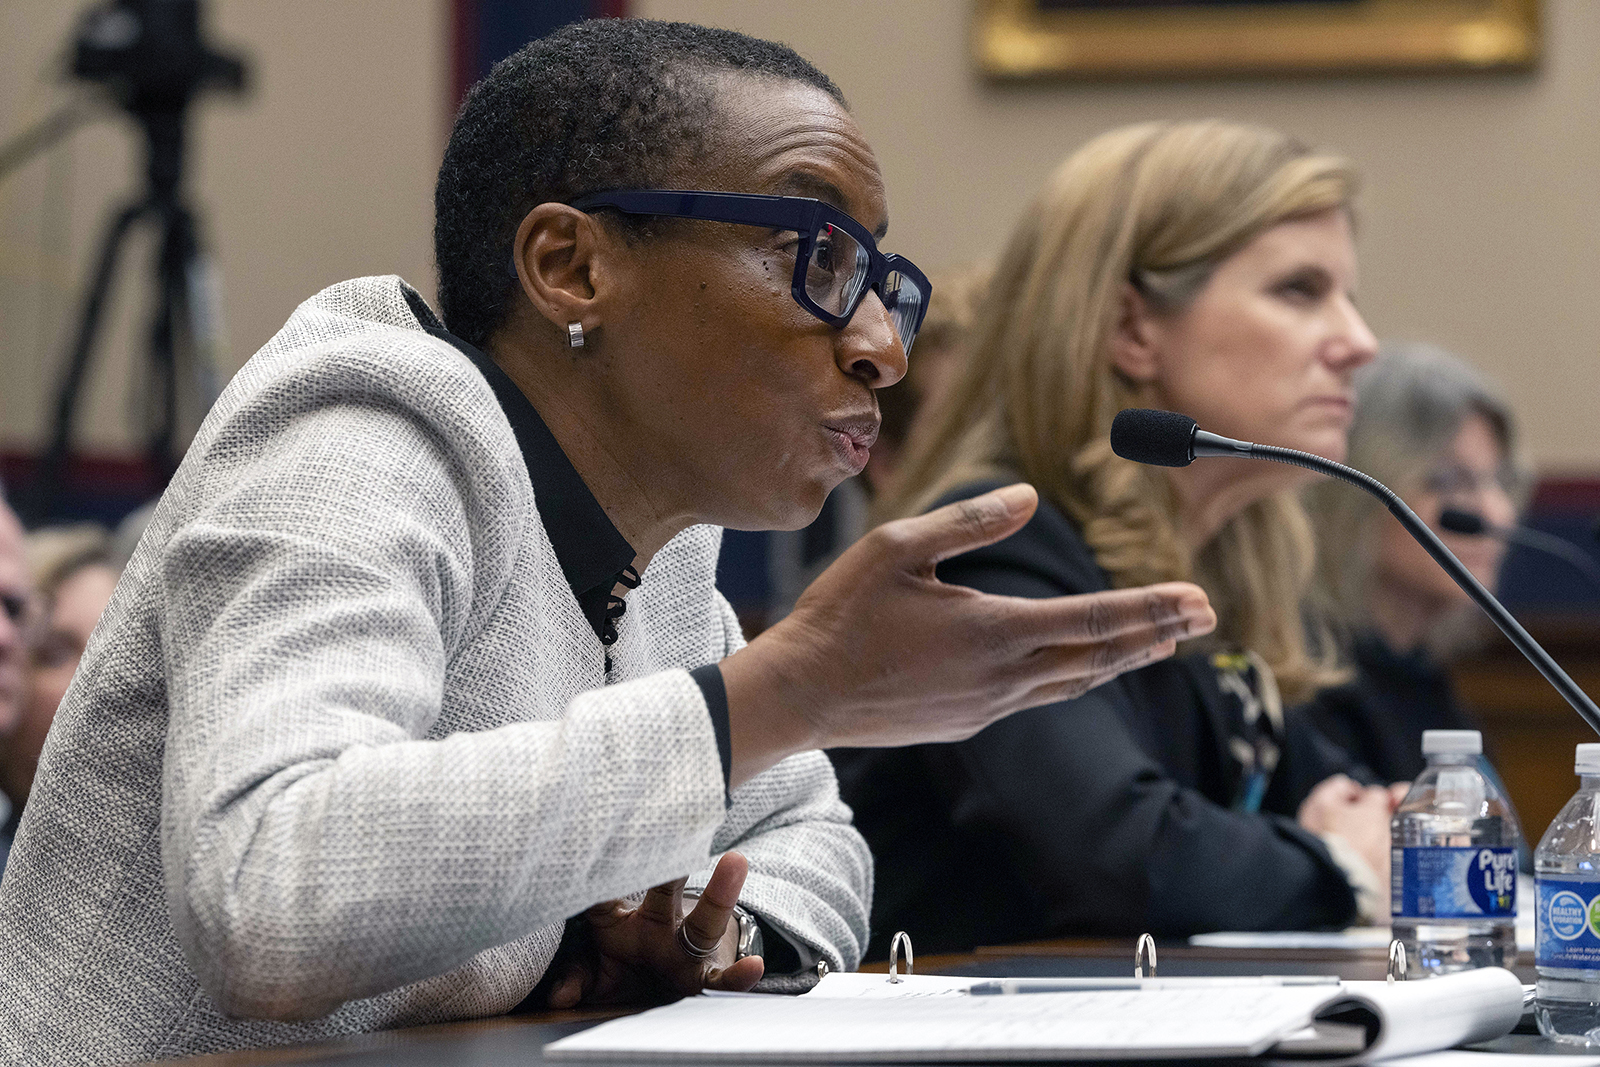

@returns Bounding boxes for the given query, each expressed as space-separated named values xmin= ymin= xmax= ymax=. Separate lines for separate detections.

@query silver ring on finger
xmin=675 ymin=922 xmax=719 ymax=959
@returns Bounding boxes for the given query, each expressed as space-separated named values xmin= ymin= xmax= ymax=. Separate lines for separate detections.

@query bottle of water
xmin=1391 ymin=729 xmax=1519 ymax=974
xmin=1534 ymin=744 xmax=1600 ymax=1044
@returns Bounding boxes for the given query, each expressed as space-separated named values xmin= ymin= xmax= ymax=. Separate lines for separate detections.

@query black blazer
xmin=1302 ymin=630 xmax=1478 ymax=785
xmin=830 ymin=481 xmax=1365 ymax=959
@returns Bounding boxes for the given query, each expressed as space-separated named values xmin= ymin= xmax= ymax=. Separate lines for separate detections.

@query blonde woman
xmin=1303 ymin=343 xmax=1529 ymax=785
xmin=832 ymin=121 xmax=1389 ymax=954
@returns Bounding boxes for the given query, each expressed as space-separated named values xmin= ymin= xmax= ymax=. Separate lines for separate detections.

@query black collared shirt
xmin=405 ymin=292 xmax=731 ymax=793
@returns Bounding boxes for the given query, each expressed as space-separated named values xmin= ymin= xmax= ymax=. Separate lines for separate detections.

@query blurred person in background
xmin=835 ymin=120 xmax=1393 ymax=956
xmin=0 ymin=491 xmax=34 ymax=875
xmin=0 ymin=528 xmax=122 ymax=855
xmin=1302 ymin=343 xmax=1531 ymax=785
xmin=861 ymin=265 xmax=989 ymax=500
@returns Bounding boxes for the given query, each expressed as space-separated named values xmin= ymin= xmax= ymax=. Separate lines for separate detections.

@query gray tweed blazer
xmin=0 ymin=277 xmax=872 ymax=1065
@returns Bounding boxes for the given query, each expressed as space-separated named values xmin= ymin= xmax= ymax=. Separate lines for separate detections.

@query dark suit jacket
xmin=831 ymin=481 xmax=1365 ymax=959
xmin=1302 ymin=630 xmax=1532 ymax=867
xmin=1303 ymin=630 xmax=1479 ymax=785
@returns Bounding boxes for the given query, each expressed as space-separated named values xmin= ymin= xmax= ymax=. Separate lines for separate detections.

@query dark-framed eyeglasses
xmin=568 ymin=189 xmax=932 ymax=354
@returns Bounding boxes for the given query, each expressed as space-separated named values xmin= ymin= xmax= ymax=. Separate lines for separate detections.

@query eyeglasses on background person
xmin=1422 ymin=462 xmax=1527 ymax=503
xmin=568 ymin=190 xmax=932 ymax=354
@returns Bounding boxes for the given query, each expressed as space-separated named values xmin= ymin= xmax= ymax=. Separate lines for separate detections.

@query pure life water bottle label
xmin=1537 ymin=879 xmax=1600 ymax=968
xmin=1393 ymin=846 xmax=1517 ymax=919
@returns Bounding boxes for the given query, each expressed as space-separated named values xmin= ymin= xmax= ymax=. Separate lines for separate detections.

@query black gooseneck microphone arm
xmin=1123 ymin=412 xmax=1600 ymax=737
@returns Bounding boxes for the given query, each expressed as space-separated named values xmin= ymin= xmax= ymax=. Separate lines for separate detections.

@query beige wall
xmin=0 ymin=0 xmax=445 ymax=455
xmin=4 ymin=0 xmax=1598 ymax=469
xmin=638 ymin=0 xmax=1600 ymax=471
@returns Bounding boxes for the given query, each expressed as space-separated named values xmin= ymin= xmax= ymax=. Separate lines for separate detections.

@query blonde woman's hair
xmin=1306 ymin=342 xmax=1530 ymax=649
xmin=875 ymin=263 xmax=992 ymax=457
xmin=885 ymin=120 xmax=1358 ymax=703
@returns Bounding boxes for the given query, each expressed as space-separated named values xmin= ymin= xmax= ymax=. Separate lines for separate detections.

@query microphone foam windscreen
xmin=1110 ymin=408 xmax=1198 ymax=467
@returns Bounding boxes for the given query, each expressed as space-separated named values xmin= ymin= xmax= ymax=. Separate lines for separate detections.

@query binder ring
xmin=1135 ymin=933 xmax=1158 ymax=979
xmin=887 ymin=931 xmax=914 ymax=984
xmin=1387 ymin=939 xmax=1408 ymax=983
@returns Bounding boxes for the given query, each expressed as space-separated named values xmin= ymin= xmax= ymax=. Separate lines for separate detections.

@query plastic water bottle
xmin=1391 ymin=729 xmax=1519 ymax=974
xmin=1534 ymin=744 xmax=1600 ymax=1044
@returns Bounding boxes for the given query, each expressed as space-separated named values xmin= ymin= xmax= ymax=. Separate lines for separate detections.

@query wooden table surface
xmin=149 ymin=937 xmax=1593 ymax=1066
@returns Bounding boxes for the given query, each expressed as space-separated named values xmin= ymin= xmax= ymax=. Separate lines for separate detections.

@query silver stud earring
xmin=567 ymin=321 xmax=585 ymax=348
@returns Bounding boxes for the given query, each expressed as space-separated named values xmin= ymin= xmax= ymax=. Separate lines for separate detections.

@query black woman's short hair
xmin=433 ymin=18 xmax=845 ymax=348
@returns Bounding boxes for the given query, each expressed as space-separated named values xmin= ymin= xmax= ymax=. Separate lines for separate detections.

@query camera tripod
xmin=28 ymin=109 xmax=222 ymax=522
xmin=7 ymin=0 xmax=246 ymax=523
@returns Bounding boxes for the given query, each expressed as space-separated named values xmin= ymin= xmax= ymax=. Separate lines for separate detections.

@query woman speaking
xmin=835 ymin=120 xmax=1391 ymax=955
xmin=0 ymin=22 xmax=1215 ymax=1065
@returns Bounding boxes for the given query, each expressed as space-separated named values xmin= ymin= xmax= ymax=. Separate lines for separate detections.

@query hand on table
xmin=546 ymin=851 xmax=763 ymax=1008
xmin=1298 ymin=774 xmax=1396 ymax=886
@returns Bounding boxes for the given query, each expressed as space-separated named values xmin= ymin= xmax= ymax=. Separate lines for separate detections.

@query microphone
xmin=1110 ymin=408 xmax=1600 ymax=736
xmin=1439 ymin=508 xmax=1600 ymax=592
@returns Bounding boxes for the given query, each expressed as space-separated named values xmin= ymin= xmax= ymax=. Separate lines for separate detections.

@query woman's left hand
xmin=546 ymin=851 xmax=765 ymax=1008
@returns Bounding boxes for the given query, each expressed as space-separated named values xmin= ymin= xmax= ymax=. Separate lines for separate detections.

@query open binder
xmin=544 ymin=935 xmax=1527 ymax=1064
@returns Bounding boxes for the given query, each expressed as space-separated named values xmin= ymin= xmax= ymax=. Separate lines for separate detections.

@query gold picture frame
xmin=974 ymin=0 xmax=1540 ymax=80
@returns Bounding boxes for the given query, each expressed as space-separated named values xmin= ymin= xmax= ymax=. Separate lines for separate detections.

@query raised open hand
xmin=546 ymin=851 xmax=764 ymax=1009
xmin=720 ymin=484 xmax=1216 ymax=786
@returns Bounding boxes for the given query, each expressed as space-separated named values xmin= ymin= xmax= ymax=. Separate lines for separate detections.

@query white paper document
xmin=798 ymin=972 xmax=979 ymax=998
xmin=544 ymin=966 xmax=1525 ymax=1063
xmin=1382 ymin=1054 xmax=1600 ymax=1067
xmin=1190 ymin=929 xmax=1397 ymax=950
xmin=1190 ymin=922 xmax=1536 ymax=954
xmin=1193 ymin=876 xmax=1538 ymax=953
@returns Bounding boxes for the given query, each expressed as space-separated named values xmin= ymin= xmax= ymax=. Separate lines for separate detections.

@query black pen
xmin=967 ymin=975 xmax=1342 ymax=995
